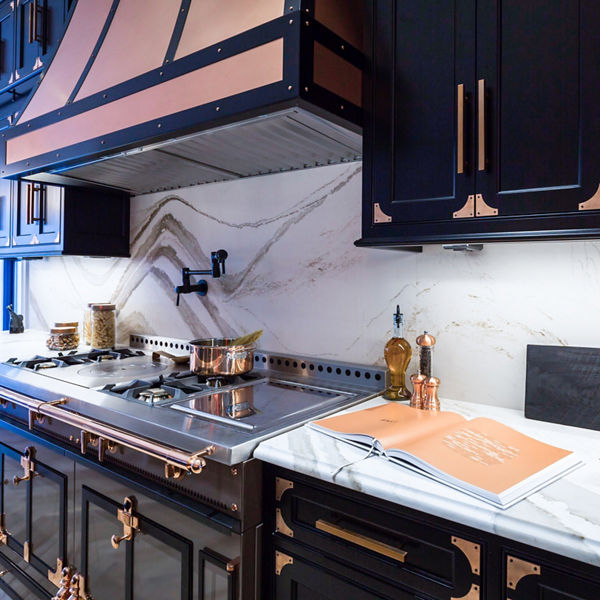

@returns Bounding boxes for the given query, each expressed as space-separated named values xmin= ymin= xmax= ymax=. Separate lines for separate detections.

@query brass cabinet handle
xmin=110 ymin=496 xmax=139 ymax=550
xmin=28 ymin=0 xmax=39 ymax=44
xmin=13 ymin=446 xmax=38 ymax=486
xmin=457 ymin=84 xmax=465 ymax=174
xmin=31 ymin=185 xmax=44 ymax=223
xmin=25 ymin=183 xmax=32 ymax=225
xmin=478 ymin=78 xmax=486 ymax=171
xmin=315 ymin=519 xmax=407 ymax=563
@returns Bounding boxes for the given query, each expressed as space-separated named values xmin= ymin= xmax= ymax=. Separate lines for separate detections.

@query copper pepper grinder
xmin=415 ymin=332 xmax=440 ymax=411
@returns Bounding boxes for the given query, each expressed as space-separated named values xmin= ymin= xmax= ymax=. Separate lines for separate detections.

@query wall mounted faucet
xmin=175 ymin=249 xmax=228 ymax=306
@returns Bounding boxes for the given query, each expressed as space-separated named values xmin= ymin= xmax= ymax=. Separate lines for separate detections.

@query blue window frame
xmin=2 ymin=259 xmax=15 ymax=331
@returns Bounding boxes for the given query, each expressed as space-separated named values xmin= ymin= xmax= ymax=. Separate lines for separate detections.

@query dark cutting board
xmin=525 ymin=344 xmax=600 ymax=430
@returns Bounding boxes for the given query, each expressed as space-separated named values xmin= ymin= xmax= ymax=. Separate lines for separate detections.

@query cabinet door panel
xmin=0 ymin=179 xmax=11 ymax=250
xmin=373 ymin=0 xmax=476 ymax=224
xmin=0 ymin=446 xmax=28 ymax=552
xmin=81 ymin=486 xmax=193 ymax=600
xmin=477 ymin=0 xmax=600 ymax=217
xmin=13 ymin=182 xmax=62 ymax=248
xmin=12 ymin=182 xmax=38 ymax=245
xmin=0 ymin=2 xmax=15 ymax=91
xmin=37 ymin=184 xmax=61 ymax=244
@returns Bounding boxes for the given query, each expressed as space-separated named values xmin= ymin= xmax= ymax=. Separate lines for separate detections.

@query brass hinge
xmin=454 ymin=195 xmax=475 ymax=218
xmin=506 ymin=555 xmax=541 ymax=590
xmin=0 ymin=514 xmax=8 ymax=546
xmin=275 ymin=477 xmax=293 ymax=502
xmin=48 ymin=558 xmax=65 ymax=587
xmin=23 ymin=540 xmax=30 ymax=563
xmin=373 ymin=202 xmax=392 ymax=223
xmin=452 ymin=583 xmax=480 ymax=600
xmin=275 ymin=551 xmax=293 ymax=575
xmin=475 ymin=193 xmax=498 ymax=216
xmin=110 ymin=497 xmax=139 ymax=549
xmin=579 ymin=183 xmax=600 ymax=211
xmin=452 ymin=536 xmax=481 ymax=575
xmin=275 ymin=508 xmax=294 ymax=538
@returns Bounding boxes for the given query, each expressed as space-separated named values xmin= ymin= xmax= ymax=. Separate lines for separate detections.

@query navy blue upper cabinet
xmin=0 ymin=181 xmax=130 ymax=258
xmin=358 ymin=0 xmax=600 ymax=248
xmin=0 ymin=0 xmax=70 ymax=126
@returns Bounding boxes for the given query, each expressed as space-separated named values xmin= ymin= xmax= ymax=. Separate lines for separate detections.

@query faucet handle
xmin=211 ymin=250 xmax=228 ymax=277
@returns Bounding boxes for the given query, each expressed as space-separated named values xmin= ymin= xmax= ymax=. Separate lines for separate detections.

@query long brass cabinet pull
xmin=457 ymin=84 xmax=465 ymax=174
xmin=26 ymin=183 xmax=32 ymax=225
xmin=315 ymin=519 xmax=407 ymax=563
xmin=478 ymin=78 xmax=486 ymax=171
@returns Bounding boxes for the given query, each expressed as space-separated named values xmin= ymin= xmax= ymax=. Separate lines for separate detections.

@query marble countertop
xmin=0 ymin=329 xmax=93 ymax=361
xmin=255 ymin=397 xmax=600 ymax=567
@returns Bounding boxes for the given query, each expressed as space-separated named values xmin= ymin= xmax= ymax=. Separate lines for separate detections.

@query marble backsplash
xmin=24 ymin=162 xmax=600 ymax=409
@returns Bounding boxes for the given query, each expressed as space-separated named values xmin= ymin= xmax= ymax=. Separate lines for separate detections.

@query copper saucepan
xmin=189 ymin=338 xmax=255 ymax=376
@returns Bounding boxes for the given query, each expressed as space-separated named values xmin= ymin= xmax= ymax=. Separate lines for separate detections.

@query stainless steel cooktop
xmin=0 ymin=334 xmax=388 ymax=464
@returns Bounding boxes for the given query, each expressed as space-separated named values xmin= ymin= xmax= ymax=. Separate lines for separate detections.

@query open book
xmin=309 ymin=403 xmax=582 ymax=509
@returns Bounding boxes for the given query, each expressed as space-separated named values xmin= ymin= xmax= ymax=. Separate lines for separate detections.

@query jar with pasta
xmin=90 ymin=304 xmax=116 ymax=350
xmin=83 ymin=304 xmax=95 ymax=345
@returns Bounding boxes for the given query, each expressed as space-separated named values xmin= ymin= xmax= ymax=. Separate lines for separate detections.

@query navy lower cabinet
xmin=0 ymin=180 xmax=130 ymax=257
xmin=263 ymin=466 xmax=600 ymax=600
xmin=358 ymin=0 xmax=600 ymax=248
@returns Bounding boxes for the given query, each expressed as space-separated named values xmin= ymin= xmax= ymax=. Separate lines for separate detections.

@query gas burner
xmin=206 ymin=377 xmax=226 ymax=388
xmin=137 ymin=387 xmax=173 ymax=404
xmin=98 ymin=354 xmax=116 ymax=361
xmin=35 ymin=361 xmax=59 ymax=370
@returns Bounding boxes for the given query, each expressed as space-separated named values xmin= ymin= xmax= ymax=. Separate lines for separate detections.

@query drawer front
xmin=505 ymin=551 xmax=600 ymax=600
xmin=272 ymin=544 xmax=421 ymax=600
xmin=272 ymin=475 xmax=483 ymax=600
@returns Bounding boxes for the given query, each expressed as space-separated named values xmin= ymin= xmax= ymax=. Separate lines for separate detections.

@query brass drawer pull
xmin=315 ymin=519 xmax=407 ymax=563
xmin=457 ymin=83 xmax=465 ymax=174
xmin=478 ymin=78 xmax=486 ymax=171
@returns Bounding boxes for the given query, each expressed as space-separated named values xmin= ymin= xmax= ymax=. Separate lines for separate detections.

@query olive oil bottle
xmin=384 ymin=306 xmax=412 ymax=400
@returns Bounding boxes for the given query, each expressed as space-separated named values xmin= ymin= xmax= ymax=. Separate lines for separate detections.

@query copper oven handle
xmin=457 ymin=84 xmax=465 ymax=174
xmin=478 ymin=78 xmax=486 ymax=171
xmin=315 ymin=519 xmax=407 ymax=563
xmin=0 ymin=387 xmax=215 ymax=476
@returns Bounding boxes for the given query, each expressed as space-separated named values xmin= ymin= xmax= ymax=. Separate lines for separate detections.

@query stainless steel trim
xmin=0 ymin=386 xmax=214 ymax=475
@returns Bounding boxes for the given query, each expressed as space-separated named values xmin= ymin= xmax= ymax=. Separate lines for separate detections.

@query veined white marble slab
xmin=254 ymin=397 xmax=600 ymax=567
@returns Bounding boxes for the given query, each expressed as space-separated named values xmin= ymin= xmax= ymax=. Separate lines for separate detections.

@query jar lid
xmin=54 ymin=321 xmax=78 ymax=328
xmin=50 ymin=327 xmax=78 ymax=334
xmin=91 ymin=304 xmax=116 ymax=311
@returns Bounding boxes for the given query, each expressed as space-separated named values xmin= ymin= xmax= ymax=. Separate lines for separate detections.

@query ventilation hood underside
xmin=1 ymin=0 xmax=364 ymax=195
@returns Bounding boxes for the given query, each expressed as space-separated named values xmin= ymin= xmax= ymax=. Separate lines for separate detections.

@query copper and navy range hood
xmin=0 ymin=0 xmax=363 ymax=195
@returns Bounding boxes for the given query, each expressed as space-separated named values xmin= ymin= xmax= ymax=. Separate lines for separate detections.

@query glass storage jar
xmin=47 ymin=326 xmax=80 ymax=351
xmin=83 ymin=304 xmax=94 ymax=345
xmin=90 ymin=304 xmax=116 ymax=350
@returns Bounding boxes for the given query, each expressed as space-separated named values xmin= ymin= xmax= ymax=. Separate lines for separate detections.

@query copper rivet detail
xmin=231 ymin=503 xmax=238 ymax=512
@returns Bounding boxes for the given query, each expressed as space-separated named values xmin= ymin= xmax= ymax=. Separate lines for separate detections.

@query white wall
xmin=25 ymin=162 xmax=600 ymax=409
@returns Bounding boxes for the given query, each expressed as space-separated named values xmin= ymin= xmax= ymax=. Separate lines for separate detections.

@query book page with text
xmin=398 ymin=417 xmax=573 ymax=494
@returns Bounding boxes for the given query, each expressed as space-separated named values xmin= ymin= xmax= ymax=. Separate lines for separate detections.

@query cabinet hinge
xmin=452 ymin=536 xmax=480 ymax=575
xmin=110 ymin=496 xmax=139 ymax=549
xmin=475 ymin=194 xmax=498 ymax=216
xmin=579 ymin=183 xmax=600 ymax=211
xmin=275 ymin=551 xmax=293 ymax=575
xmin=373 ymin=202 xmax=392 ymax=223
xmin=48 ymin=558 xmax=65 ymax=587
xmin=51 ymin=569 xmax=88 ymax=600
xmin=506 ymin=555 xmax=541 ymax=590
xmin=275 ymin=508 xmax=294 ymax=538
xmin=452 ymin=583 xmax=480 ymax=600
xmin=23 ymin=540 xmax=30 ymax=563
xmin=454 ymin=195 xmax=475 ymax=218
xmin=275 ymin=477 xmax=293 ymax=501
xmin=0 ymin=514 xmax=8 ymax=546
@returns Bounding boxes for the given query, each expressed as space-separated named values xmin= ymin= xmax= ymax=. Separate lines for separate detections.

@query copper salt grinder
xmin=422 ymin=376 xmax=441 ymax=411
xmin=410 ymin=374 xmax=426 ymax=409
